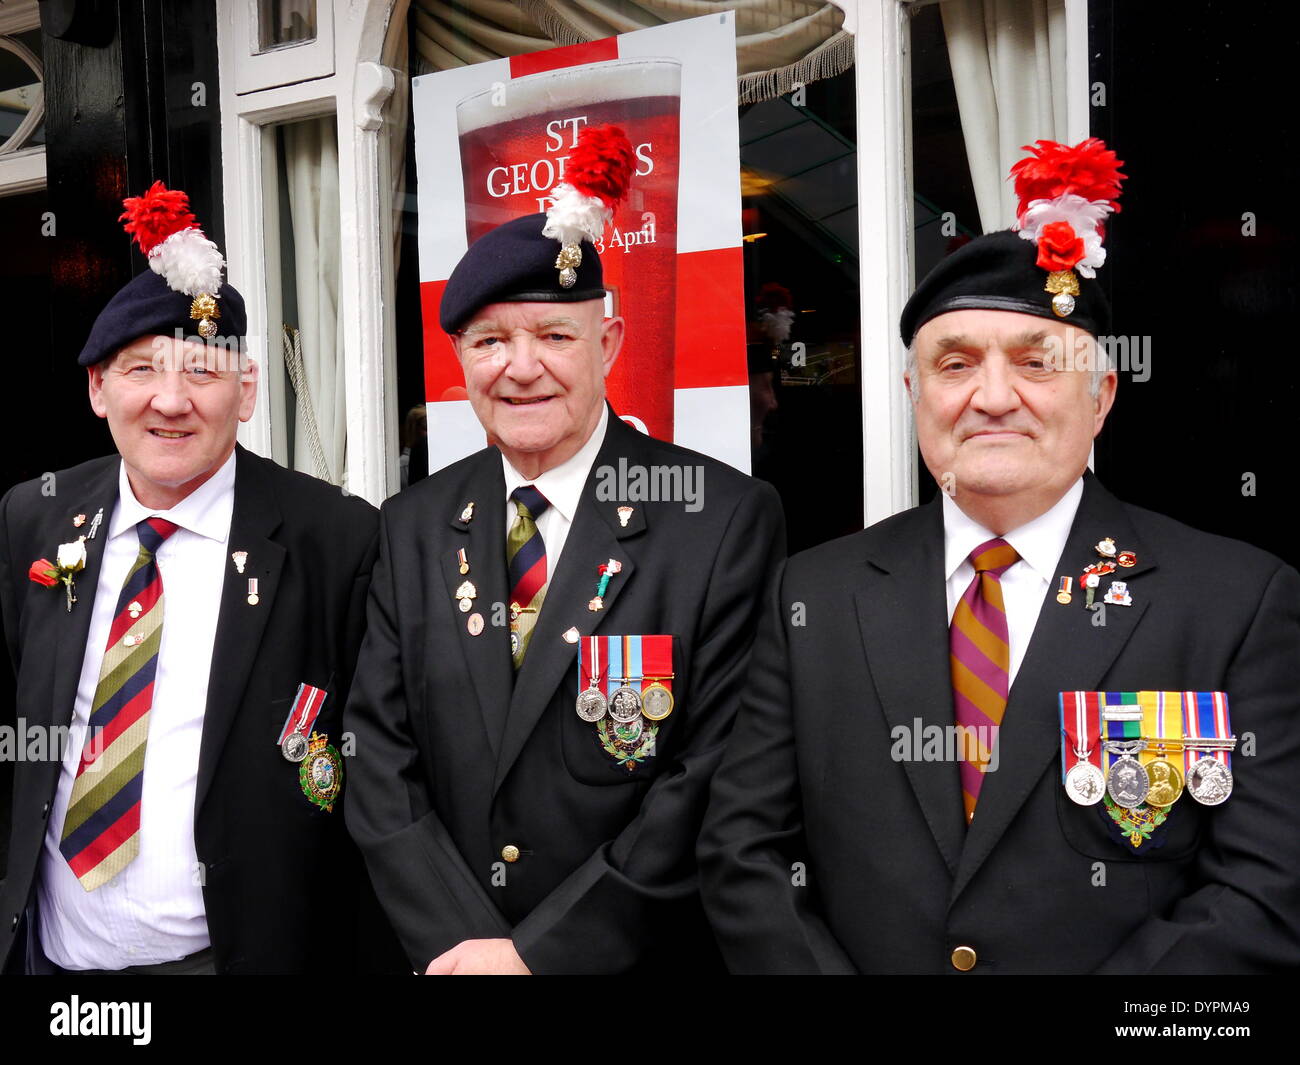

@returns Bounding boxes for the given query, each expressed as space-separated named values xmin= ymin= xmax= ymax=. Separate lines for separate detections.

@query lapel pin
xmin=617 ymin=506 xmax=634 ymax=528
xmin=128 ymin=600 xmax=143 ymax=619
xmin=87 ymin=508 xmax=104 ymax=540
xmin=455 ymin=580 xmax=477 ymax=613
xmin=588 ymin=558 xmax=624 ymax=612
xmin=562 ymin=626 xmax=580 ymax=644
xmin=467 ymin=612 xmax=484 ymax=636
xmin=457 ymin=548 xmax=470 ymax=575
xmin=459 ymin=501 xmax=475 ymax=524
xmin=247 ymin=577 xmax=260 ymax=606
xmin=232 ymin=550 xmax=248 ymax=574
xmin=1056 ymin=577 xmax=1072 ymax=605
xmin=73 ymin=514 xmax=87 ymax=528
xmin=1117 ymin=550 xmax=1137 ymax=567
xmin=1103 ymin=581 xmax=1133 ymax=607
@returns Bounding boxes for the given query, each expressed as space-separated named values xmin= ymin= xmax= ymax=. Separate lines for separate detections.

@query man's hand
xmin=425 ymin=938 xmax=531 ymax=975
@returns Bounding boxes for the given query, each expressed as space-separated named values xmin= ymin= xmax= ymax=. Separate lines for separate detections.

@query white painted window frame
xmin=0 ymin=0 xmax=45 ymax=197
xmin=216 ymin=0 xmax=402 ymax=505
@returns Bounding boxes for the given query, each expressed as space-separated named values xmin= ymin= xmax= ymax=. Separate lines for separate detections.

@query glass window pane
xmin=258 ymin=0 xmax=318 ymax=52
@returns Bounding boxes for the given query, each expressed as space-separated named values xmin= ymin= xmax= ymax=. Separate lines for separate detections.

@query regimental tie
xmin=59 ymin=517 xmax=179 ymax=890
xmin=507 ymin=485 xmax=550 ymax=669
xmin=949 ymin=537 xmax=1020 ymax=825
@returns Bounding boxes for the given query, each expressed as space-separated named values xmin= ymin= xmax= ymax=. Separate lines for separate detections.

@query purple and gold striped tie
xmin=950 ymin=537 xmax=1020 ymax=824
xmin=59 ymin=517 xmax=179 ymax=890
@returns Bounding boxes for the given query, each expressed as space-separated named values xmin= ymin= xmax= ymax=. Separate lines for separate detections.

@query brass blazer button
xmin=951 ymin=945 xmax=977 ymax=971
xmin=501 ymin=844 xmax=520 ymax=863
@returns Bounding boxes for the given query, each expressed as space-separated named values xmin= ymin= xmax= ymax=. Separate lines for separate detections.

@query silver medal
xmin=575 ymin=686 xmax=608 ymax=722
xmin=1186 ymin=757 xmax=1233 ymax=806
xmin=1106 ymin=755 xmax=1149 ymax=809
xmin=608 ymin=685 xmax=642 ymax=723
xmin=1065 ymin=761 xmax=1105 ymax=806
xmin=281 ymin=732 xmax=309 ymax=763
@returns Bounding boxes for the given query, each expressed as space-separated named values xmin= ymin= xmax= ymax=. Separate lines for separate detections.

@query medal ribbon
xmin=278 ymin=683 xmax=327 ymax=746
xmin=641 ymin=635 xmax=673 ymax=697
xmin=579 ymin=636 xmax=602 ymax=689
xmin=1101 ymin=691 xmax=1142 ymax=772
xmin=1138 ymin=691 xmax=1182 ymax=769
xmin=1059 ymin=690 xmax=1102 ymax=783
xmin=623 ymin=635 xmax=643 ymax=688
xmin=1182 ymin=691 xmax=1233 ymax=771
xmin=604 ymin=636 xmax=622 ymax=701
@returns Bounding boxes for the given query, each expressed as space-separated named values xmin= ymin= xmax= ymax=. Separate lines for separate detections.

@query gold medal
xmin=640 ymin=681 xmax=674 ymax=721
xmin=1144 ymin=759 xmax=1183 ymax=807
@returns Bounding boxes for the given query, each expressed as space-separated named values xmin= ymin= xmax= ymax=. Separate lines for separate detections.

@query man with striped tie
xmin=699 ymin=139 xmax=1300 ymax=973
xmin=344 ymin=205 xmax=785 ymax=973
xmin=0 ymin=183 xmax=400 ymax=974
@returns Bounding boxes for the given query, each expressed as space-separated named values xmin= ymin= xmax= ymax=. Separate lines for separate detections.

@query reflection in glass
xmin=258 ymin=0 xmax=318 ymax=51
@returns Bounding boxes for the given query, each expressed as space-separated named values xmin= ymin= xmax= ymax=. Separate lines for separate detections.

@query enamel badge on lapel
xmin=73 ymin=514 xmax=86 ymax=528
xmin=617 ymin=506 xmax=634 ymax=528
xmin=1071 ymin=535 xmax=1137 ymax=609
xmin=87 ymin=508 xmax=104 ymax=540
xmin=459 ymin=501 xmax=475 ymax=524
xmin=232 ymin=550 xmax=247 ymax=574
xmin=455 ymin=580 xmax=477 ymax=613
xmin=247 ymin=578 xmax=260 ymax=605
xmin=588 ymin=558 xmax=623 ymax=612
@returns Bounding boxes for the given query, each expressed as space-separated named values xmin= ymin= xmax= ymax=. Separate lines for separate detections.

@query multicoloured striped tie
xmin=949 ymin=537 xmax=1020 ymax=824
xmin=507 ymin=485 xmax=550 ymax=669
xmin=60 ymin=517 xmax=179 ymax=890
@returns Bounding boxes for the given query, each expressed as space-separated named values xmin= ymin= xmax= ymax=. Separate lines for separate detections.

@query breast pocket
xmin=559 ymin=637 xmax=682 ymax=786
xmin=1055 ymin=783 xmax=1203 ymax=862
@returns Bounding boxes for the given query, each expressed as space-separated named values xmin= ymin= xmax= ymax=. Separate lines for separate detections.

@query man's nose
xmin=150 ymin=372 xmax=194 ymax=417
xmin=502 ymin=335 xmax=545 ymax=381
xmin=970 ymin=357 xmax=1021 ymax=416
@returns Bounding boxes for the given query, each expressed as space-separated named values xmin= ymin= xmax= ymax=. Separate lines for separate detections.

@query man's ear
xmin=87 ymin=365 xmax=108 ymax=419
xmin=600 ymin=316 xmax=625 ymax=377
xmin=238 ymin=356 xmax=260 ymax=423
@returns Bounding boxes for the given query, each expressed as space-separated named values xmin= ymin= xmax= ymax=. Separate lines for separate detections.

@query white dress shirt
xmin=501 ymin=405 xmax=610 ymax=581
xmin=943 ymin=478 xmax=1084 ymax=686
xmin=38 ymin=452 xmax=236 ymax=969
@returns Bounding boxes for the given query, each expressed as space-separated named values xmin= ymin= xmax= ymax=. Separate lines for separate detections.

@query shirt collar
xmin=109 ymin=449 xmax=238 ymax=544
xmin=942 ymin=477 xmax=1084 ymax=583
xmin=502 ymin=405 xmax=609 ymax=525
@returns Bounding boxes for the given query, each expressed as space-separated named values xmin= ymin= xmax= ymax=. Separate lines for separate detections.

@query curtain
xmin=410 ymin=0 xmax=852 ymax=103
xmin=282 ymin=117 xmax=347 ymax=485
xmin=941 ymin=0 xmax=1067 ymax=231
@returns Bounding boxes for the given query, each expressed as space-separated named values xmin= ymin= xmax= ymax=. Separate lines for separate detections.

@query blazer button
xmin=951 ymin=945 xmax=977 ymax=971
xmin=501 ymin=845 xmax=520 ymax=863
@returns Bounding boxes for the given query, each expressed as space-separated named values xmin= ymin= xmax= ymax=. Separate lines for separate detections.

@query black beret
xmin=79 ymin=269 xmax=248 ymax=366
xmin=900 ymin=229 xmax=1111 ymax=346
xmin=439 ymin=213 xmax=604 ymax=333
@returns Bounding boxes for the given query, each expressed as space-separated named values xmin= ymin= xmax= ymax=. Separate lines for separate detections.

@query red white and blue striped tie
xmin=949 ymin=537 xmax=1020 ymax=824
xmin=60 ymin=517 xmax=179 ymax=890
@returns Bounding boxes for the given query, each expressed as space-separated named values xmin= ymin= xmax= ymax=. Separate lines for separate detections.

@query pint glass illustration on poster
xmin=413 ymin=14 xmax=749 ymax=474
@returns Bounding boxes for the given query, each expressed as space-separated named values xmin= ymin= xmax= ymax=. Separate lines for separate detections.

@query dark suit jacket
xmin=344 ymin=411 xmax=785 ymax=973
xmin=698 ymin=474 xmax=1300 ymax=973
xmin=0 ymin=445 xmax=401 ymax=973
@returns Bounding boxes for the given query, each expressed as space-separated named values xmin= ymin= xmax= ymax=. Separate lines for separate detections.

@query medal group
xmin=1059 ymin=690 xmax=1235 ymax=848
xmin=577 ymin=634 xmax=675 ymax=770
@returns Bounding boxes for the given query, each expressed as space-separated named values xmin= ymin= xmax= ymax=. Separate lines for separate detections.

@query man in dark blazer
xmin=344 ymin=212 xmax=785 ymax=974
xmin=0 ymin=184 xmax=399 ymax=974
xmin=698 ymin=141 xmax=1300 ymax=973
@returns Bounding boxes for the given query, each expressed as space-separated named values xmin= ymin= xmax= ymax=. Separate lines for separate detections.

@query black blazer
xmin=344 ymin=411 xmax=786 ymax=973
xmin=698 ymin=474 xmax=1300 ymax=973
xmin=0 ymin=445 xmax=401 ymax=973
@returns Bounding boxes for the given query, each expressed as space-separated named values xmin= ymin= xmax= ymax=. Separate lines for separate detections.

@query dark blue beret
xmin=78 ymin=269 xmax=248 ymax=366
xmin=439 ymin=213 xmax=605 ymax=333
xmin=900 ymin=229 xmax=1111 ymax=346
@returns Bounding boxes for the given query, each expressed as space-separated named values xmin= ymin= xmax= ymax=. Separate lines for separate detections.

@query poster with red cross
xmin=412 ymin=12 xmax=748 ymax=473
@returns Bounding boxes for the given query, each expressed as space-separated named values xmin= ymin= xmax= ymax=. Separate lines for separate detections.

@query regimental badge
xmin=299 ymin=732 xmax=343 ymax=812
xmin=597 ymin=718 xmax=658 ymax=771
xmin=1103 ymin=793 xmax=1168 ymax=849
xmin=459 ymin=501 xmax=475 ymax=524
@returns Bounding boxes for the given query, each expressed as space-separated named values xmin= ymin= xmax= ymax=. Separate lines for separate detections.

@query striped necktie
xmin=949 ymin=537 xmax=1020 ymax=824
xmin=507 ymin=485 xmax=550 ymax=669
xmin=60 ymin=516 xmax=179 ymax=890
